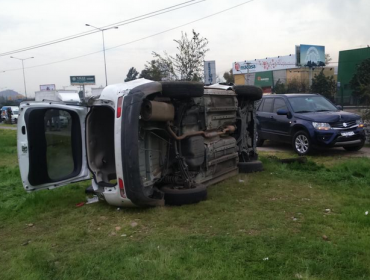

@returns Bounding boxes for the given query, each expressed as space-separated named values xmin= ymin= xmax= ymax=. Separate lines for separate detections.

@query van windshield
xmin=288 ymin=96 xmax=338 ymax=113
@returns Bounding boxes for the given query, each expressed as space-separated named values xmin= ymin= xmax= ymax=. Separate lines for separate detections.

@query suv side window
xmin=273 ymin=98 xmax=287 ymax=113
xmin=261 ymin=98 xmax=273 ymax=112
xmin=257 ymin=99 xmax=264 ymax=111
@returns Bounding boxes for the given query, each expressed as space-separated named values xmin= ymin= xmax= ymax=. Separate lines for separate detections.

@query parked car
xmin=1 ymin=106 xmax=19 ymax=123
xmin=17 ymin=80 xmax=263 ymax=207
xmin=256 ymin=94 xmax=366 ymax=155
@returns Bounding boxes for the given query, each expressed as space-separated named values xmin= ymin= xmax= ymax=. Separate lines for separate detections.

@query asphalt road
xmin=258 ymin=141 xmax=370 ymax=158
xmin=0 ymin=124 xmax=17 ymax=130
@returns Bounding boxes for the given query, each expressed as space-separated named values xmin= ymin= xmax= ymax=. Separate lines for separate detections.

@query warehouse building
xmin=233 ymin=55 xmax=334 ymax=94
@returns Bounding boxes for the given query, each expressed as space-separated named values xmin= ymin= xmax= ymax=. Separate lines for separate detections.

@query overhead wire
xmin=0 ymin=0 xmax=204 ymax=57
xmin=1 ymin=0 xmax=255 ymax=72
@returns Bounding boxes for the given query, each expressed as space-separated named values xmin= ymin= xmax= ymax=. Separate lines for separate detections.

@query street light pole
xmin=86 ymin=24 xmax=118 ymax=86
xmin=10 ymin=56 xmax=34 ymax=99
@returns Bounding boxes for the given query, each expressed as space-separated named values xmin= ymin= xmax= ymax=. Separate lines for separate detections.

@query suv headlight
xmin=312 ymin=122 xmax=331 ymax=130
xmin=356 ymin=119 xmax=364 ymax=128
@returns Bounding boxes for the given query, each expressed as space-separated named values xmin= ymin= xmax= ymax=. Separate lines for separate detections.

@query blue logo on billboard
xmin=241 ymin=64 xmax=256 ymax=70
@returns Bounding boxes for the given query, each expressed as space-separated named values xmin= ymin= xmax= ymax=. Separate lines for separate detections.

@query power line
xmin=1 ymin=0 xmax=255 ymax=72
xmin=0 ymin=0 xmax=204 ymax=57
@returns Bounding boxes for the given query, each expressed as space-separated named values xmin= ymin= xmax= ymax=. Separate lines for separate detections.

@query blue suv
xmin=256 ymin=94 xmax=366 ymax=155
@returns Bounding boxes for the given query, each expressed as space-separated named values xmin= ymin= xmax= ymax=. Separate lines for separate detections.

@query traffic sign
xmin=70 ymin=76 xmax=96 ymax=85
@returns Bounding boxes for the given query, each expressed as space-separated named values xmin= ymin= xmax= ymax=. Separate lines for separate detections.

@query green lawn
xmin=1 ymin=129 xmax=370 ymax=280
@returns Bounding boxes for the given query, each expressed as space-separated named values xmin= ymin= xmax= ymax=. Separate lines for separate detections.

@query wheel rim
xmin=295 ymin=134 xmax=309 ymax=154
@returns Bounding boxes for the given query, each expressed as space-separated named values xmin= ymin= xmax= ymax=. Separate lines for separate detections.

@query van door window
xmin=44 ymin=109 xmax=74 ymax=180
xmin=25 ymin=108 xmax=83 ymax=186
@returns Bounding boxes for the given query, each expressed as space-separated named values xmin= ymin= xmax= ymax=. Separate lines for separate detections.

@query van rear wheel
xmin=161 ymin=184 xmax=207 ymax=206
xmin=233 ymin=85 xmax=263 ymax=101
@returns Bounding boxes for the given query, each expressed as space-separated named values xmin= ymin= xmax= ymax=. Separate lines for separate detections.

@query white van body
xmin=17 ymin=79 xmax=262 ymax=207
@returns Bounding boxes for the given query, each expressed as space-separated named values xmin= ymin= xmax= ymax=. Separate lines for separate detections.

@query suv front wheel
xmin=293 ymin=130 xmax=311 ymax=156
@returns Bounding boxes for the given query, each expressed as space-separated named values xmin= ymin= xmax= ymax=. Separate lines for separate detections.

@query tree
xmin=274 ymin=79 xmax=286 ymax=94
xmin=310 ymin=69 xmax=336 ymax=100
xmin=139 ymin=57 xmax=174 ymax=81
xmin=325 ymin=54 xmax=332 ymax=65
xmin=139 ymin=60 xmax=162 ymax=81
xmin=350 ymin=58 xmax=370 ymax=104
xmin=152 ymin=30 xmax=209 ymax=81
xmin=223 ymin=69 xmax=234 ymax=83
xmin=286 ymin=78 xmax=308 ymax=93
xmin=124 ymin=67 xmax=139 ymax=82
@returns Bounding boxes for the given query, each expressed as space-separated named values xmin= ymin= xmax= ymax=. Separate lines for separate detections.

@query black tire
xmin=160 ymin=81 xmax=204 ymax=99
xmin=343 ymin=143 xmax=364 ymax=152
xmin=238 ymin=160 xmax=264 ymax=173
xmin=233 ymin=85 xmax=263 ymax=101
xmin=292 ymin=130 xmax=312 ymax=156
xmin=161 ymin=184 xmax=207 ymax=206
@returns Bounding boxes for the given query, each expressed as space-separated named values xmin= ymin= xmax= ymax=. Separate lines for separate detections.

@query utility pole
xmin=86 ymin=24 xmax=118 ymax=87
xmin=10 ymin=56 xmax=34 ymax=99
xmin=246 ymin=62 xmax=251 ymax=85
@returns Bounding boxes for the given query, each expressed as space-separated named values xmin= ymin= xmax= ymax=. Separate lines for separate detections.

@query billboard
xmin=70 ymin=75 xmax=96 ymax=85
xmin=299 ymin=45 xmax=325 ymax=67
xmin=40 ymin=84 xmax=56 ymax=91
xmin=254 ymin=71 xmax=273 ymax=87
xmin=233 ymin=55 xmax=298 ymax=75
xmin=204 ymin=61 xmax=216 ymax=85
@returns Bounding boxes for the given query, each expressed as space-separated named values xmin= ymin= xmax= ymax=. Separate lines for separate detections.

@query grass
xmin=1 ymin=129 xmax=370 ymax=280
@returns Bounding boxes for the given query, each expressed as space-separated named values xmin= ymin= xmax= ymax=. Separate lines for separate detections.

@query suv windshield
xmin=288 ymin=96 xmax=338 ymax=113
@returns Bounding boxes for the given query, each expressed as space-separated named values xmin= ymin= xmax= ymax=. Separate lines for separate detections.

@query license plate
xmin=341 ymin=131 xmax=355 ymax=137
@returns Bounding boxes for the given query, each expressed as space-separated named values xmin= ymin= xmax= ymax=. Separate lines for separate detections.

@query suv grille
xmin=331 ymin=120 xmax=357 ymax=129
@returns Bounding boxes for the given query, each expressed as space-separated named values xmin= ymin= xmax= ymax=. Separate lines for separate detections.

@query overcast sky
xmin=0 ymin=0 xmax=369 ymax=96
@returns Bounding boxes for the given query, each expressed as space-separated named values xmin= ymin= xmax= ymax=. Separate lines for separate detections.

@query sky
xmin=0 ymin=0 xmax=369 ymax=97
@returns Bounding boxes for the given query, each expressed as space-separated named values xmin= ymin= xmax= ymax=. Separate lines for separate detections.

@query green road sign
xmin=70 ymin=76 xmax=96 ymax=85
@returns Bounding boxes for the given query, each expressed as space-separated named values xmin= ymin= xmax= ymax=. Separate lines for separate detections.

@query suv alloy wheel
xmin=293 ymin=130 xmax=311 ymax=156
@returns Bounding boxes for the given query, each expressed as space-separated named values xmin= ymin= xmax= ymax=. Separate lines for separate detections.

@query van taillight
xmin=117 ymin=96 xmax=123 ymax=118
xmin=119 ymin=178 xmax=126 ymax=198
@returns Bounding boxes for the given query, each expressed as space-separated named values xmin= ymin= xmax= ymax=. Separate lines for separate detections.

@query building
xmin=337 ymin=47 xmax=370 ymax=105
xmin=233 ymin=55 xmax=334 ymax=94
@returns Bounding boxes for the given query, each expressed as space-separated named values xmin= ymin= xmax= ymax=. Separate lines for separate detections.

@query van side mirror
xmin=336 ymin=105 xmax=343 ymax=110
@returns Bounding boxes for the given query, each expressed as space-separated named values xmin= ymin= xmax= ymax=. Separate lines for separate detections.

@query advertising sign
xmin=70 ymin=76 xmax=96 ymax=85
xmin=204 ymin=61 xmax=216 ymax=85
xmin=254 ymin=71 xmax=273 ymax=87
xmin=299 ymin=45 xmax=325 ymax=67
xmin=233 ymin=55 xmax=297 ymax=75
xmin=40 ymin=84 xmax=56 ymax=91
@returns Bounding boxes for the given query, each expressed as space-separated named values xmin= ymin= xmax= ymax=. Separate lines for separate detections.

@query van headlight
xmin=356 ymin=119 xmax=364 ymax=128
xmin=312 ymin=122 xmax=331 ymax=130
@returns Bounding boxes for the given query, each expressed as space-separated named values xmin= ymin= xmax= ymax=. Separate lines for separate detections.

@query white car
xmin=17 ymin=79 xmax=263 ymax=207
xmin=1 ymin=106 xmax=19 ymax=123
